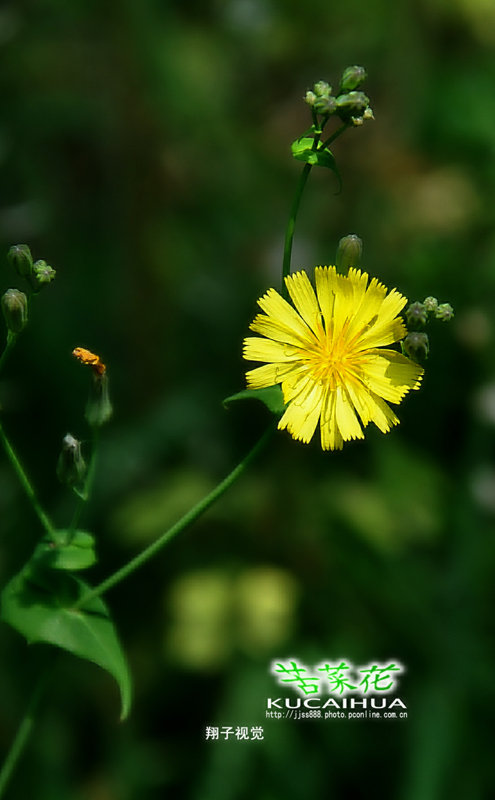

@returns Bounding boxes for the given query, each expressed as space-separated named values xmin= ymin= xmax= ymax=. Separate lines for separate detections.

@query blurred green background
xmin=1 ymin=0 xmax=495 ymax=797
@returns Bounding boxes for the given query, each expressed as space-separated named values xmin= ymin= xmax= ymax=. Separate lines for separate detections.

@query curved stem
xmin=282 ymin=163 xmax=313 ymax=284
xmin=75 ymin=423 xmax=275 ymax=609
xmin=0 ymin=666 xmax=51 ymax=799
xmin=282 ymin=122 xmax=349 ymax=287
xmin=0 ymin=421 xmax=55 ymax=538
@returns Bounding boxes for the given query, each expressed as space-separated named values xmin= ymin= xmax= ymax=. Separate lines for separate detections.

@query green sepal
xmin=33 ymin=530 xmax=97 ymax=571
xmin=1 ymin=565 xmax=132 ymax=720
xmin=223 ymin=385 xmax=286 ymax=416
xmin=291 ymin=136 xmax=342 ymax=191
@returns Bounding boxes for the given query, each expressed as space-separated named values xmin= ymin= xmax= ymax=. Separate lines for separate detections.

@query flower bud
xmin=336 ymin=234 xmax=363 ymax=272
xmin=340 ymin=65 xmax=367 ymax=92
xmin=405 ymin=301 xmax=428 ymax=327
xmin=1 ymin=289 xmax=28 ymax=333
xmin=7 ymin=244 xmax=33 ymax=279
xmin=30 ymin=259 xmax=56 ymax=292
xmin=402 ymin=332 xmax=429 ymax=361
xmin=435 ymin=302 xmax=454 ymax=322
xmin=423 ymin=296 xmax=438 ymax=313
xmin=314 ymin=95 xmax=337 ymax=115
xmin=85 ymin=372 xmax=113 ymax=427
xmin=336 ymin=91 xmax=371 ymax=123
xmin=57 ymin=433 xmax=86 ymax=487
xmin=304 ymin=90 xmax=316 ymax=107
xmin=314 ymin=81 xmax=332 ymax=98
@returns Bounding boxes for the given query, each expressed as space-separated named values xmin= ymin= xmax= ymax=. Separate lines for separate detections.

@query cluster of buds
xmin=402 ymin=295 xmax=454 ymax=361
xmin=1 ymin=244 xmax=57 ymax=339
xmin=7 ymin=244 xmax=56 ymax=293
xmin=304 ymin=66 xmax=374 ymax=127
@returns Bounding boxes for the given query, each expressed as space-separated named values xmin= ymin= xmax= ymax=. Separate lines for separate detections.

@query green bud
xmin=336 ymin=234 xmax=363 ymax=272
xmin=435 ymin=302 xmax=454 ymax=322
xmin=340 ymin=65 xmax=367 ymax=92
xmin=1 ymin=289 xmax=28 ymax=333
xmin=29 ymin=259 xmax=56 ymax=292
xmin=7 ymin=244 xmax=33 ymax=279
xmin=304 ymin=90 xmax=316 ymax=107
xmin=423 ymin=296 xmax=438 ymax=313
xmin=402 ymin=332 xmax=429 ymax=361
xmin=57 ymin=433 xmax=87 ymax=487
xmin=405 ymin=301 xmax=428 ymax=327
xmin=313 ymin=95 xmax=337 ymax=115
xmin=314 ymin=81 xmax=332 ymax=98
xmin=85 ymin=372 xmax=113 ymax=427
xmin=336 ymin=91 xmax=371 ymax=123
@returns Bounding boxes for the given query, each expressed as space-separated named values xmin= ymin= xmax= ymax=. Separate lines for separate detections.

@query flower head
xmin=243 ymin=267 xmax=423 ymax=450
xmin=72 ymin=346 xmax=106 ymax=376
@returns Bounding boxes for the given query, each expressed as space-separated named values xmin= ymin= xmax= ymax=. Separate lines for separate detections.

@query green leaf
xmin=291 ymin=136 xmax=342 ymax=191
xmin=1 ymin=566 xmax=132 ymax=720
xmin=33 ymin=530 xmax=97 ymax=571
xmin=223 ymin=386 xmax=286 ymax=416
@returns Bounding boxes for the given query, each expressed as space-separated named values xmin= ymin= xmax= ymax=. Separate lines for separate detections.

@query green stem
xmin=0 ymin=333 xmax=18 ymax=375
xmin=281 ymin=122 xmax=348 ymax=286
xmin=75 ymin=423 xmax=275 ymax=609
xmin=0 ymin=667 xmax=50 ymax=799
xmin=0 ymin=421 xmax=55 ymax=538
xmin=282 ymin=162 xmax=313 ymax=284
xmin=68 ymin=427 xmax=99 ymax=541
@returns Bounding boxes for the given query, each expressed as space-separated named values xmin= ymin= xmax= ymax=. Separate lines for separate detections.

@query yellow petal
xmin=334 ymin=385 xmax=364 ymax=441
xmin=245 ymin=362 xmax=299 ymax=389
xmin=243 ymin=336 xmax=303 ymax=363
xmin=278 ymin=377 xmax=323 ymax=444
xmin=358 ymin=350 xmax=423 ymax=403
xmin=250 ymin=314 xmax=313 ymax=348
xmin=353 ymin=317 xmax=407 ymax=350
xmin=320 ymin=389 xmax=344 ymax=450
xmin=314 ymin=266 xmax=338 ymax=330
xmin=346 ymin=376 xmax=399 ymax=432
xmin=284 ymin=271 xmax=323 ymax=335
xmin=257 ymin=289 xmax=316 ymax=345
xmin=344 ymin=276 xmax=388 ymax=343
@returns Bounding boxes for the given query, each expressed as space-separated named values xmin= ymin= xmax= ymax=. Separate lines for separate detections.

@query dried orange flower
xmin=72 ymin=347 xmax=106 ymax=376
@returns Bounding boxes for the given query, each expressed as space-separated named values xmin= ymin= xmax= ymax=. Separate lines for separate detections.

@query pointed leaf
xmin=223 ymin=386 xmax=286 ymax=415
xmin=1 ymin=566 xmax=132 ymax=719
xmin=33 ymin=530 xmax=97 ymax=571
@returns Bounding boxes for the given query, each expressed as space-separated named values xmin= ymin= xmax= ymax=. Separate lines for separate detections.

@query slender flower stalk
xmin=282 ymin=123 xmax=348 ymax=287
xmin=0 ymin=421 xmax=55 ymax=537
xmin=67 ymin=428 xmax=100 ymax=542
xmin=282 ymin=163 xmax=312 ymax=284
xmin=0 ymin=662 xmax=53 ymax=799
xmin=75 ymin=423 xmax=275 ymax=609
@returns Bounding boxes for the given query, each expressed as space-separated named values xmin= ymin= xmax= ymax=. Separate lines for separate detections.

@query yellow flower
xmin=72 ymin=346 xmax=106 ymax=376
xmin=243 ymin=267 xmax=423 ymax=450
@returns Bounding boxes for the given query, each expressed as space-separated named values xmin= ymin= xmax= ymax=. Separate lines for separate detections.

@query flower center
xmin=304 ymin=333 xmax=355 ymax=389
